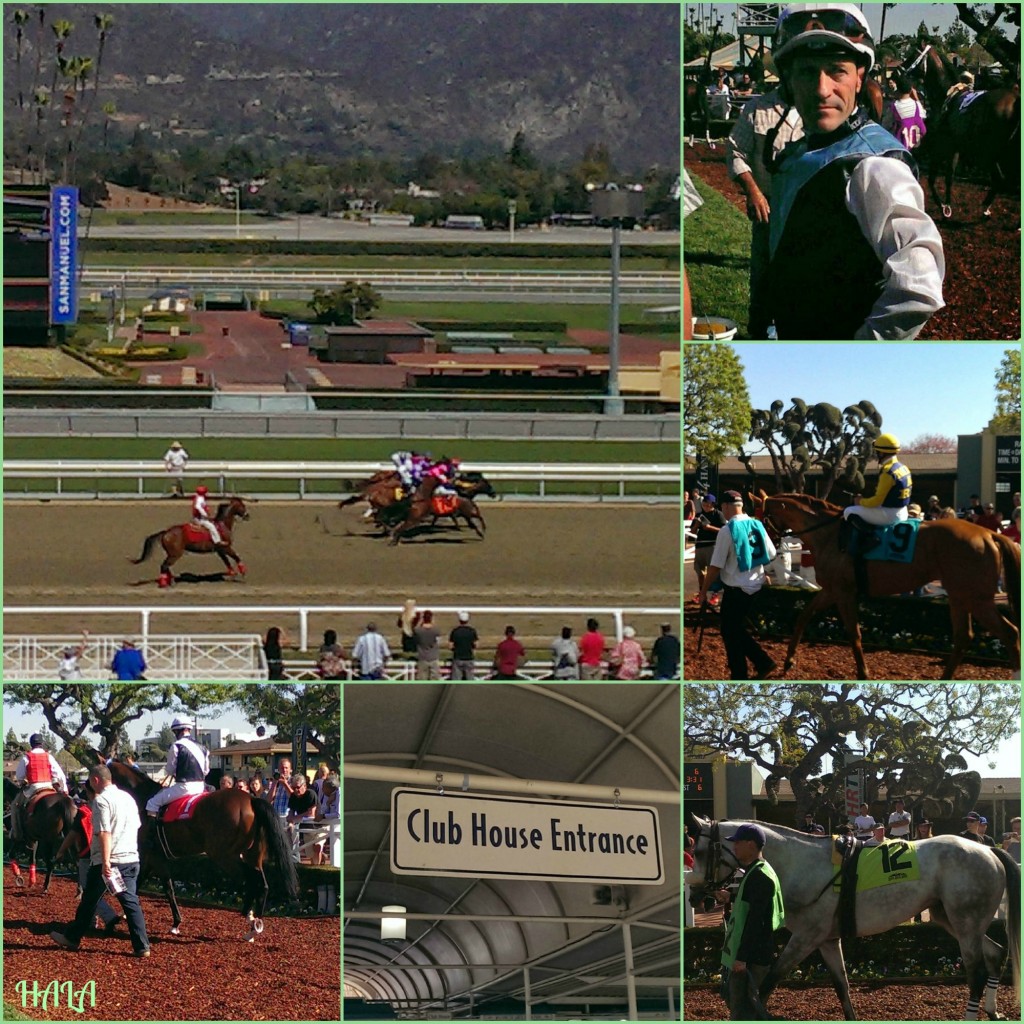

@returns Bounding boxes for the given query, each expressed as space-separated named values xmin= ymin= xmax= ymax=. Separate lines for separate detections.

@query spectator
xmin=578 ymin=618 xmax=606 ymax=679
xmin=286 ymin=772 xmax=318 ymax=857
xmin=733 ymin=71 xmax=754 ymax=98
xmin=975 ymin=502 xmax=1004 ymax=532
xmin=882 ymin=75 xmax=927 ymax=151
xmin=162 ymin=440 xmax=189 ymax=498
xmin=269 ymin=758 xmax=293 ymax=817
xmin=650 ymin=623 xmax=681 ymax=679
xmin=54 ymin=784 xmax=123 ymax=935
xmin=887 ymin=798 xmax=911 ymax=840
xmin=923 ymin=495 xmax=943 ymax=521
xmin=59 ymin=630 xmax=89 ymax=680
xmin=550 ymin=626 xmax=580 ymax=679
xmin=865 ymin=822 xmax=887 ymax=846
xmin=964 ymin=494 xmax=985 ymax=521
xmin=351 ymin=622 xmax=390 ymax=680
xmin=264 ymin=626 xmax=287 ymax=681
xmin=692 ymin=495 xmax=727 ymax=602
xmin=939 ymin=507 xmax=958 ymax=520
xmin=219 ymin=774 xmax=234 ymax=790
xmin=310 ymin=762 xmax=330 ymax=799
xmin=301 ymin=773 xmax=340 ymax=866
xmin=852 ymin=802 xmax=876 ymax=839
xmin=413 ymin=610 xmax=442 ymax=679
xmin=249 ymin=775 xmax=268 ymax=801
xmin=683 ymin=487 xmax=703 ymax=521
xmin=800 ymin=811 xmax=817 ymax=833
xmin=1003 ymin=817 xmax=1021 ymax=865
xmin=684 ymin=832 xmax=695 ymax=870
xmin=907 ymin=503 xmax=923 ymax=520
xmin=449 ymin=611 xmax=479 ymax=680
xmin=234 ymin=777 xmax=249 ymax=792
xmin=316 ymin=629 xmax=347 ymax=680
xmin=609 ymin=626 xmax=647 ymax=679
xmin=1002 ymin=507 xmax=1021 ymax=544
xmin=960 ymin=811 xmax=996 ymax=848
xmin=915 ymin=819 xmax=933 ymax=840
xmin=396 ymin=598 xmax=421 ymax=659
xmin=110 ymin=639 xmax=146 ymax=681
xmin=50 ymin=764 xmax=151 ymax=958
xmin=491 ymin=625 xmax=527 ymax=679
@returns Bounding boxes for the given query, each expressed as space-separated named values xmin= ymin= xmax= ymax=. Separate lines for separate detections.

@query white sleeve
xmin=845 ymin=157 xmax=945 ymax=339
xmin=15 ymin=757 xmax=27 ymax=782
xmin=164 ymin=744 xmax=177 ymax=777
xmin=708 ymin=524 xmax=732 ymax=571
xmin=50 ymin=756 xmax=68 ymax=789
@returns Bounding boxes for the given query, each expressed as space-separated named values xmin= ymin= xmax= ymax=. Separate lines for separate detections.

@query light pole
xmin=225 ymin=185 xmax=241 ymax=239
xmin=587 ymin=183 xmax=646 ymax=416
xmin=508 ymin=199 xmax=517 ymax=243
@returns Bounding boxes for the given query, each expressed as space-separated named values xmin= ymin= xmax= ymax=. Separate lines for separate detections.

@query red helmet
xmin=196 ymin=485 xmax=208 ymax=496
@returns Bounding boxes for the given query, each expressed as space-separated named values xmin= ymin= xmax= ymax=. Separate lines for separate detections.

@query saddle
xmin=833 ymin=836 xmax=866 ymax=940
xmin=160 ymin=792 xmax=208 ymax=824
xmin=182 ymin=523 xmax=214 ymax=545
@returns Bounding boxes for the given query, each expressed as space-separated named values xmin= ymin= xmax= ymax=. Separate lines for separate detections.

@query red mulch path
xmin=2 ymin=875 xmax=340 ymax=1020
xmin=683 ymin=614 xmax=1017 ymax=680
xmin=684 ymin=141 xmax=1021 ymax=340
xmin=682 ymin=980 xmax=1021 ymax=1020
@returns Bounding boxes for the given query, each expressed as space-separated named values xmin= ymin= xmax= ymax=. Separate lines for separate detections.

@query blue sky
xmin=687 ymin=4 xmax=969 ymax=43
xmin=730 ymin=343 xmax=1012 ymax=449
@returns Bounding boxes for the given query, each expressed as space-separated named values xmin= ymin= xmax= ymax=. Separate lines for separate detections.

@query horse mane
xmin=771 ymin=492 xmax=843 ymax=516
xmin=214 ymin=501 xmax=230 ymax=520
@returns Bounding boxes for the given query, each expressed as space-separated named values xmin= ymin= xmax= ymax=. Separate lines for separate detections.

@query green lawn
xmin=86 ymin=210 xmax=265 ymax=226
xmin=684 ymin=172 xmax=751 ymax=337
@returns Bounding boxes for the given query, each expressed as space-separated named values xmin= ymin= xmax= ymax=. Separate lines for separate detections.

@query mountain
xmin=4 ymin=3 xmax=680 ymax=171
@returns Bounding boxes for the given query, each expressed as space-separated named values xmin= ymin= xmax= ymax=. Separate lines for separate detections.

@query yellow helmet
xmin=873 ymin=433 xmax=900 ymax=453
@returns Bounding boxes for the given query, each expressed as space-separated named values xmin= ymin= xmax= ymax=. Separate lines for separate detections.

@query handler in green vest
xmin=720 ymin=823 xmax=786 ymax=1020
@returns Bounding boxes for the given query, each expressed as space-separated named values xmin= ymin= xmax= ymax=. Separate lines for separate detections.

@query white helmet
xmin=774 ymin=3 xmax=875 ymax=72
xmin=170 ymin=715 xmax=193 ymax=732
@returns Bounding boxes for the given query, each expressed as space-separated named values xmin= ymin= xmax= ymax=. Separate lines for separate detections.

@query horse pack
xmin=861 ymin=518 xmax=921 ymax=564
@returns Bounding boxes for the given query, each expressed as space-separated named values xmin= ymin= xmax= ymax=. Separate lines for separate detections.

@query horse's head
xmin=763 ymin=493 xmax=841 ymax=538
xmin=688 ymin=814 xmax=747 ymax=908
xmin=224 ymin=497 xmax=249 ymax=521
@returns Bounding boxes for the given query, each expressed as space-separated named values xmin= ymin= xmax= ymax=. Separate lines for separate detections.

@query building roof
xmin=324 ymin=319 xmax=433 ymax=337
xmin=210 ymin=737 xmax=322 ymax=757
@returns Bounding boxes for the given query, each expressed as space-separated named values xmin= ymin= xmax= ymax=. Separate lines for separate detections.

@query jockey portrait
xmin=145 ymin=717 xmax=211 ymax=818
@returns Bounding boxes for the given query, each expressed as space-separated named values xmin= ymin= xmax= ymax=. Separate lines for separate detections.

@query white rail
xmin=4 ymin=459 xmax=679 ymax=500
xmin=3 ymin=604 xmax=678 ymax=663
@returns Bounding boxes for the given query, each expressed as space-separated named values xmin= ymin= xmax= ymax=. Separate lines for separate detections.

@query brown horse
xmin=130 ymin=497 xmax=249 ymax=587
xmin=342 ymin=470 xmax=496 ymax=532
xmin=907 ymin=40 xmax=1020 ymax=219
xmin=3 ymin=777 xmax=77 ymax=893
xmin=105 ymin=759 xmax=298 ymax=941
xmin=764 ymin=493 xmax=1020 ymax=679
xmin=388 ymin=475 xmax=486 ymax=546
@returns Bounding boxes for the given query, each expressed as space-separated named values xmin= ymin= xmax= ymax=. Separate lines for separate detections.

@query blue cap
xmin=703 ymin=493 xmax=716 ymax=503
xmin=724 ymin=823 xmax=766 ymax=847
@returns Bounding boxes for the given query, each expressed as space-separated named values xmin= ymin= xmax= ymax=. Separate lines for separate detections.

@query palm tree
xmin=61 ymin=54 xmax=93 ymax=181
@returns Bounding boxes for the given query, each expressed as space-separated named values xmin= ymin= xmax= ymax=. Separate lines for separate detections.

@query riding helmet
xmin=774 ymin=3 xmax=875 ymax=71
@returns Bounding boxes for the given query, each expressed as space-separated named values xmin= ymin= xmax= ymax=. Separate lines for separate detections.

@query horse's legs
xmin=760 ymin=928 xmax=837 ymax=1014
xmin=817 ymin=938 xmax=857 ymax=1021
xmin=782 ymin=589 xmax=837 ymax=673
xmin=941 ymin=597 xmax=974 ymax=680
xmin=929 ymin=903 xmax=1006 ymax=1020
xmin=945 ymin=151 xmax=959 ymax=217
xmin=967 ymin=597 xmax=1021 ymax=670
xmin=833 ymin=593 xmax=869 ymax=680
xmin=218 ymin=544 xmax=247 ymax=576
xmin=163 ymin=875 xmax=182 ymax=934
xmin=42 ymin=847 xmax=55 ymax=893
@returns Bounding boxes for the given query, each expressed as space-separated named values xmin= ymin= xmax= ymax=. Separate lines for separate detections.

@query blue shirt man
xmin=111 ymin=641 xmax=146 ymax=680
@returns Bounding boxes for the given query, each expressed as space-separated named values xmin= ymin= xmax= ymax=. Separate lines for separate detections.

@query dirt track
xmin=3 ymin=500 xmax=679 ymax=638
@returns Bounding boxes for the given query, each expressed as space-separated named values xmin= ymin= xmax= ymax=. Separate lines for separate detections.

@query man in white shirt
xmin=351 ymin=622 xmax=391 ymax=680
xmin=852 ymin=802 xmax=876 ymax=838
xmin=887 ymin=797 xmax=912 ymax=839
xmin=162 ymin=441 xmax=189 ymax=497
xmin=698 ymin=490 xmax=778 ymax=680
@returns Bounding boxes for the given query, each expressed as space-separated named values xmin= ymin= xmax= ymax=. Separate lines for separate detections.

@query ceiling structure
xmin=343 ymin=683 xmax=680 ymax=1020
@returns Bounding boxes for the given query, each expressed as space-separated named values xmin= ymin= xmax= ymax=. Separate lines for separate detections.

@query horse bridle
xmin=903 ymin=43 xmax=932 ymax=76
xmin=762 ymin=503 xmax=842 ymax=544
xmin=694 ymin=820 xmax=745 ymax=899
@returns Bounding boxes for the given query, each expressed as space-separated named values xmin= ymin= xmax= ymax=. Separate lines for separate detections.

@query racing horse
xmin=388 ymin=475 xmax=486 ymax=546
xmin=105 ymin=759 xmax=298 ymax=941
xmin=689 ymin=816 xmax=1021 ymax=1021
xmin=907 ymin=40 xmax=1020 ymax=219
xmin=129 ymin=496 xmax=249 ymax=586
xmin=341 ymin=470 xmax=496 ymax=531
xmin=763 ymin=493 xmax=1020 ymax=679
xmin=3 ymin=776 xmax=77 ymax=893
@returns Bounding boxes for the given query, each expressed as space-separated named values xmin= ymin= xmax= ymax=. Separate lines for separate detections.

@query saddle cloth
xmin=432 ymin=494 xmax=459 ymax=516
xmin=161 ymin=792 xmax=208 ymax=823
xmin=182 ymin=523 xmax=213 ymax=545
xmin=861 ymin=518 xmax=921 ymax=563
xmin=956 ymin=90 xmax=985 ymax=113
xmin=832 ymin=838 xmax=921 ymax=892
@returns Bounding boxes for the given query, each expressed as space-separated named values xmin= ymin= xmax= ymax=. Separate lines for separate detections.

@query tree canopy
xmin=683 ymin=343 xmax=751 ymax=464
xmin=683 ymin=683 xmax=1019 ymax=826
xmin=309 ymin=282 xmax=382 ymax=326
xmin=989 ymin=348 xmax=1021 ymax=433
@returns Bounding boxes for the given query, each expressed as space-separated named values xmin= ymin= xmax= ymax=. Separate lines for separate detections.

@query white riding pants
xmin=842 ymin=505 xmax=908 ymax=526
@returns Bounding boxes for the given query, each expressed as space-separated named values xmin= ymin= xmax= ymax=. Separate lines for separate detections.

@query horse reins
xmin=695 ymin=821 xmax=745 ymax=898
xmin=904 ymin=44 xmax=932 ymax=76
xmin=763 ymin=506 xmax=843 ymax=543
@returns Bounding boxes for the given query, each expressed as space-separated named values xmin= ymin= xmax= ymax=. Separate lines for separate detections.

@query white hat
xmin=170 ymin=440 xmax=183 ymax=449
xmin=774 ymin=4 xmax=875 ymax=71
xmin=623 ymin=626 xmax=636 ymax=638
xmin=457 ymin=611 xmax=470 ymax=622
xmin=170 ymin=715 xmax=193 ymax=731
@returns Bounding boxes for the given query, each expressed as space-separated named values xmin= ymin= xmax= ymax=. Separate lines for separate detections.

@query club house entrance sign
xmin=391 ymin=788 xmax=664 ymax=884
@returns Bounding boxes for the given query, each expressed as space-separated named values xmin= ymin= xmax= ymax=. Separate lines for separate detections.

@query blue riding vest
xmin=173 ymin=740 xmax=208 ymax=783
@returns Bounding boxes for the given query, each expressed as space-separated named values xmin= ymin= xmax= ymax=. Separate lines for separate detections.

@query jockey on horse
xmin=145 ymin=716 xmax=210 ymax=820
xmin=9 ymin=734 xmax=68 ymax=845
xmin=842 ymin=433 xmax=912 ymax=553
xmin=191 ymin=485 xmax=224 ymax=548
xmin=390 ymin=451 xmax=436 ymax=499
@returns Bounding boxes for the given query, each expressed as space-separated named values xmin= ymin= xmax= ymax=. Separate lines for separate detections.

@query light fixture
xmin=380 ymin=905 xmax=407 ymax=942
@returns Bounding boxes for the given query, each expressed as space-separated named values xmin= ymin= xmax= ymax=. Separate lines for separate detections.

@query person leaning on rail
xmin=762 ymin=3 xmax=944 ymax=340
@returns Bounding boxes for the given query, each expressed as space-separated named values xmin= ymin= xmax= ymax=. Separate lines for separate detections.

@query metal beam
xmin=343 ymin=762 xmax=680 ymax=805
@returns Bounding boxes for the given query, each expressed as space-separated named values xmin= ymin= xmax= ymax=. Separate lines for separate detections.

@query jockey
xmin=191 ymin=485 xmax=223 ymax=546
xmin=842 ymin=433 xmax=912 ymax=548
xmin=10 ymin=733 xmax=68 ymax=843
xmin=145 ymin=716 xmax=210 ymax=818
xmin=391 ymin=451 xmax=415 ymax=492
xmin=427 ymin=456 xmax=460 ymax=496
xmin=409 ymin=451 xmax=433 ymax=488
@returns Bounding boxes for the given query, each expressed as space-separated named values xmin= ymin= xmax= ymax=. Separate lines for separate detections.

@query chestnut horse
xmin=341 ymin=471 xmax=496 ymax=532
xmin=3 ymin=776 xmax=76 ymax=893
xmin=388 ymin=475 xmax=486 ymax=546
xmin=763 ymin=493 xmax=1020 ymax=679
xmin=130 ymin=497 xmax=249 ymax=586
xmin=105 ymin=759 xmax=297 ymax=941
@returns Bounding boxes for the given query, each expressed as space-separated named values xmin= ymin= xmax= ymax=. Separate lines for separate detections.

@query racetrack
xmin=3 ymin=500 xmax=679 ymax=638
xmin=2 ymin=874 xmax=339 ymax=1021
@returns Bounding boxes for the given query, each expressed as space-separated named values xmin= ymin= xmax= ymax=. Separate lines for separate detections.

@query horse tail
xmin=129 ymin=530 xmax=165 ymax=565
xmin=249 ymin=796 xmax=299 ymax=900
xmin=992 ymin=846 xmax=1020 ymax=1004
xmin=994 ymin=532 xmax=1021 ymax=628
xmin=58 ymin=794 xmax=78 ymax=837
xmin=338 ymin=494 xmax=364 ymax=509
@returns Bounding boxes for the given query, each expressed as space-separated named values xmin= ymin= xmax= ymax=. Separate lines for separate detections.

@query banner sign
xmin=391 ymin=788 xmax=664 ymax=884
xmin=844 ymin=772 xmax=862 ymax=820
xmin=49 ymin=185 xmax=78 ymax=324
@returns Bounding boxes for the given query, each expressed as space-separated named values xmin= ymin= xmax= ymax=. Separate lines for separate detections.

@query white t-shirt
xmin=164 ymin=448 xmax=189 ymax=471
xmin=888 ymin=809 xmax=912 ymax=838
xmin=853 ymin=813 xmax=876 ymax=836
xmin=708 ymin=513 xmax=778 ymax=595
xmin=91 ymin=784 xmax=141 ymax=865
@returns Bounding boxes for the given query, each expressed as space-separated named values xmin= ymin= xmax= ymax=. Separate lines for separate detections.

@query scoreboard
xmin=684 ymin=763 xmax=713 ymax=800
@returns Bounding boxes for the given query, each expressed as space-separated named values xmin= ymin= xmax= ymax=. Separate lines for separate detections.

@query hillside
xmin=3 ymin=3 xmax=680 ymax=171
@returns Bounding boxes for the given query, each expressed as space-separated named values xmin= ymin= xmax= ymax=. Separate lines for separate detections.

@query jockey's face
xmin=788 ymin=52 xmax=865 ymax=133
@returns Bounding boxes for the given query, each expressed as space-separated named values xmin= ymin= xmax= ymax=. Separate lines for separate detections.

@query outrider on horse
xmin=3 ymin=775 xmax=76 ymax=893
xmin=130 ymin=496 xmax=249 ymax=586
xmin=104 ymin=758 xmax=298 ymax=941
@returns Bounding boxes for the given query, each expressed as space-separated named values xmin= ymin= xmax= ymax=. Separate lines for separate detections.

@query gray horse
xmin=690 ymin=816 xmax=1020 ymax=1020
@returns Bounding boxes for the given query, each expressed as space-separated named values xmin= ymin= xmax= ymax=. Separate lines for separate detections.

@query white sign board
xmin=391 ymin=788 xmax=664 ymax=884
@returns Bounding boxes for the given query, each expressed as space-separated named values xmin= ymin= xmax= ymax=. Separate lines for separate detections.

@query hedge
xmin=753 ymin=587 xmax=1012 ymax=663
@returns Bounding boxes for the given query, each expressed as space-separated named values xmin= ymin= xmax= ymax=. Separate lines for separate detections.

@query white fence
xmin=4 ymin=459 xmax=679 ymax=500
xmin=3 ymin=604 xmax=679 ymax=681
